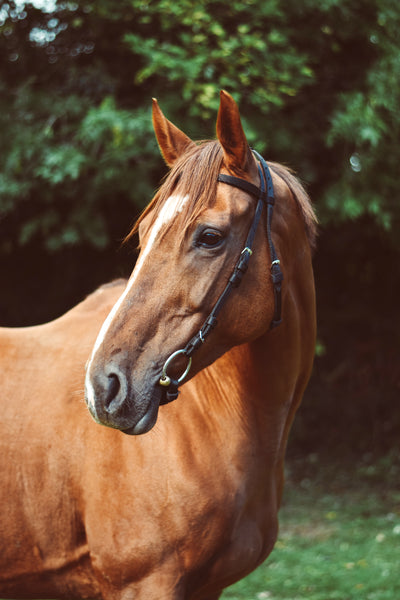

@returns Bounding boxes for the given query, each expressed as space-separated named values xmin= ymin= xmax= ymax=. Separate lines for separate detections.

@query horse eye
xmin=197 ymin=229 xmax=223 ymax=248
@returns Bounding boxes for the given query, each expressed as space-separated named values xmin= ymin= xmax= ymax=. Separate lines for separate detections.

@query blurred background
xmin=0 ymin=0 xmax=399 ymax=464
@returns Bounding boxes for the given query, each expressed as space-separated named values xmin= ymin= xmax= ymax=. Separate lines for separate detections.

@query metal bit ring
xmin=159 ymin=349 xmax=192 ymax=387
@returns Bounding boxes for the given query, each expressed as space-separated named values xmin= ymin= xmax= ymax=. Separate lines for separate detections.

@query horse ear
xmin=216 ymin=90 xmax=254 ymax=176
xmin=152 ymin=98 xmax=195 ymax=167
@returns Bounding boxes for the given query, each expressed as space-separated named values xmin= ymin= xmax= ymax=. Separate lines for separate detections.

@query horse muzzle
xmin=84 ymin=360 xmax=162 ymax=435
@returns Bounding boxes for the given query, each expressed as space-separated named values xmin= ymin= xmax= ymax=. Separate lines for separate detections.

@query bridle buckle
xmin=159 ymin=149 xmax=282 ymax=403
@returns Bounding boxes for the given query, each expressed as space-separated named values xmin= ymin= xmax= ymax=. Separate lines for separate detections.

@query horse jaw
xmin=122 ymin=402 xmax=159 ymax=435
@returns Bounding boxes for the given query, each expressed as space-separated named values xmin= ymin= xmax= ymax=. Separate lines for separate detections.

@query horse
xmin=0 ymin=90 xmax=317 ymax=599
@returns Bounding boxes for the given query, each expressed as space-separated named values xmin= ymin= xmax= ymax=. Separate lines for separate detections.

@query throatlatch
xmin=159 ymin=150 xmax=283 ymax=404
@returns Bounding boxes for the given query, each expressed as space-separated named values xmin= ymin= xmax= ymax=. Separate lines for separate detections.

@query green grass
xmin=222 ymin=453 xmax=400 ymax=600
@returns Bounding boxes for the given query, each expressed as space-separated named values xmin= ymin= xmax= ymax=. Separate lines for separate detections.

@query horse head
xmin=85 ymin=91 xmax=289 ymax=434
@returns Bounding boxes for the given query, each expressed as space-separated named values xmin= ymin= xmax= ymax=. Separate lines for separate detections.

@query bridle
xmin=159 ymin=149 xmax=283 ymax=404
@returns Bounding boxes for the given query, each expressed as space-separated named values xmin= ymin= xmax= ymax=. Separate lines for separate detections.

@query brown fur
xmin=0 ymin=92 xmax=316 ymax=600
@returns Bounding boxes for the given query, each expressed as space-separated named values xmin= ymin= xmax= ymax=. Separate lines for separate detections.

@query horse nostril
xmin=106 ymin=373 xmax=120 ymax=401
xmin=104 ymin=372 xmax=124 ymax=415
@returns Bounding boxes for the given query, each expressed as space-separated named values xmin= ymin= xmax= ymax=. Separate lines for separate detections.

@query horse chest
xmin=175 ymin=490 xmax=278 ymax=598
xmin=84 ymin=433 xmax=277 ymax=597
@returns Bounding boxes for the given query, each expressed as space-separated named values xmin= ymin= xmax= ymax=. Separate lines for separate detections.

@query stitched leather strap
xmin=217 ymin=173 xmax=274 ymax=204
xmin=159 ymin=150 xmax=283 ymax=404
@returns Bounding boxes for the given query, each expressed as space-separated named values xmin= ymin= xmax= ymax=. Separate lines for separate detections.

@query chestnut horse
xmin=0 ymin=91 xmax=316 ymax=599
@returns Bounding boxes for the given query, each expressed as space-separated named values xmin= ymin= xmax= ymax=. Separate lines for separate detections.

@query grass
xmin=222 ymin=452 xmax=400 ymax=600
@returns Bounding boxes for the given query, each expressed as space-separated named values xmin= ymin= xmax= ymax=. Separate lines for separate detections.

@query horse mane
xmin=269 ymin=162 xmax=318 ymax=252
xmin=127 ymin=141 xmax=223 ymax=244
xmin=127 ymin=141 xmax=317 ymax=251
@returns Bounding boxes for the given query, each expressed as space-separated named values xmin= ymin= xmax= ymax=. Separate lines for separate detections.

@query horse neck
xmin=0 ymin=326 xmax=30 ymax=355
xmin=184 ymin=248 xmax=316 ymax=472
xmin=186 ymin=334 xmax=291 ymax=448
xmin=0 ymin=328 xmax=12 ymax=356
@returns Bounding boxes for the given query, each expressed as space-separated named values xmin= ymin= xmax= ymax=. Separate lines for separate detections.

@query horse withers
xmin=0 ymin=91 xmax=317 ymax=599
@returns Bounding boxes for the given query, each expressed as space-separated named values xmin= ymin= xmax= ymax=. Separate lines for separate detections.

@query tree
xmin=1 ymin=0 xmax=399 ymax=253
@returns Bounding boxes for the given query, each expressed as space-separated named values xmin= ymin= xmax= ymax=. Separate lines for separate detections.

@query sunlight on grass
xmin=222 ymin=458 xmax=400 ymax=600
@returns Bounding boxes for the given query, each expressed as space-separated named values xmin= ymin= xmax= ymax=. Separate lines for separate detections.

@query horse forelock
xmin=126 ymin=142 xmax=317 ymax=254
xmin=127 ymin=141 xmax=224 ymax=246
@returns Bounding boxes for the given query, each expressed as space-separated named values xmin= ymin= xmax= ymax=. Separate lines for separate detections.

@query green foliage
xmin=1 ymin=0 xmax=400 ymax=250
xmin=125 ymin=0 xmax=313 ymax=121
xmin=325 ymin=0 xmax=400 ymax=230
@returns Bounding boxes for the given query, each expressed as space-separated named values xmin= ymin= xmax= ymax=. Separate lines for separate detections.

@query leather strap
xmin=159 ymin=151 xmax=283 ymax=404
xmin=217 ymin=173 xmax=274 ymax=205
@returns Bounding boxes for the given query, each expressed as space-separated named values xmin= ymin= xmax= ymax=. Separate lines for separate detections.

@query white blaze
xmin=85 ymin=194 xmax=189 ymax=412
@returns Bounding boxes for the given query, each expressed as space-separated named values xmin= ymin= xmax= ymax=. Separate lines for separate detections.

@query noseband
xmin=159 ymin=150 xmax=283 ymax=404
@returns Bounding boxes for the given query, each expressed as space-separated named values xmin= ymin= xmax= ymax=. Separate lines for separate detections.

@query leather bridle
xmin=159 ymin=149 xmax=283 ymax=404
